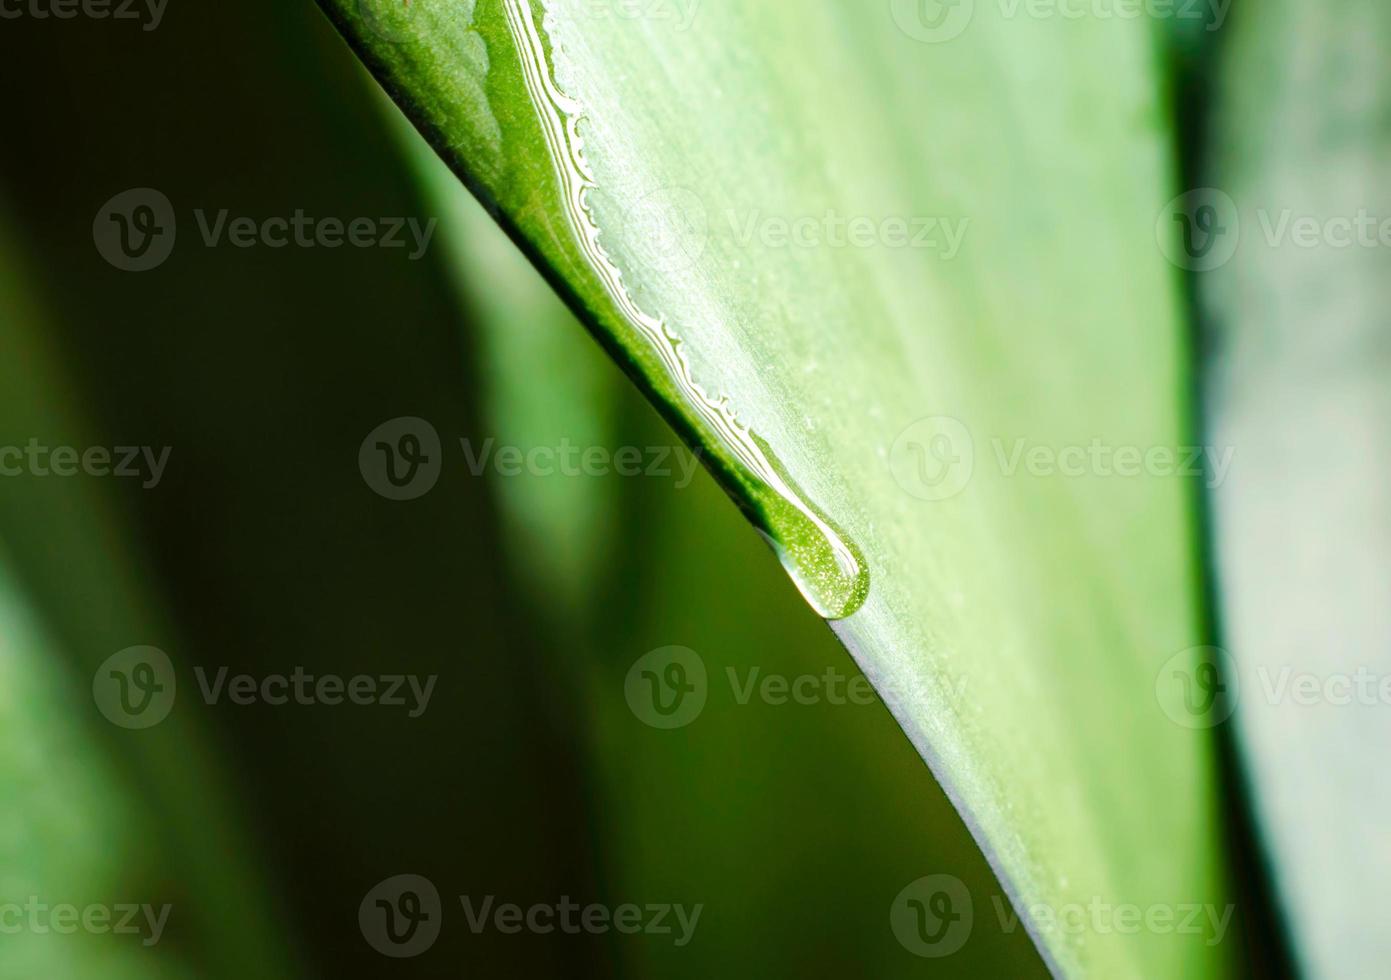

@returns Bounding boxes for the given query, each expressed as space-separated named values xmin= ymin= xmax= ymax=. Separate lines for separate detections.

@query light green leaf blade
xmin=320 ymin=1 xmax=1237 ymax=973
xmin=1204 ymin=3 xmax=1391 ymax=975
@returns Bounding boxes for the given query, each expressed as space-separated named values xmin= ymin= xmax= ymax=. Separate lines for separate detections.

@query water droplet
xmin=502 ymin=0 xmax=868 ymax=620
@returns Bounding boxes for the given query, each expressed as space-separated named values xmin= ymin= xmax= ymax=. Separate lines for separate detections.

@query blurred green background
xmin=0 ymin=1 xmax=1047 ymax=976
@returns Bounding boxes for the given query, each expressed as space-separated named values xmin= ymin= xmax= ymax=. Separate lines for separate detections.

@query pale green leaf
xmin=319 ymin=1 xmax=1237 ymax=973
xmin=1204 ymin=3 xmax=1391 ymax=975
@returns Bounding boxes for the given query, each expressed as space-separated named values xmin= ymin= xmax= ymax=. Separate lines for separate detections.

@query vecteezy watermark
xmin=1155 ymin=646 xmax=1237 ymax=729
xmin=0 ymin=440 xmax=171 ymax=488
xmin=360 ymin=875 xmax=442 ymax=958
xmin=93 ymin=188 xmax=437 ymax=271
xmin=460 ymin=437 xmax=701 ymax=487
xmin=996 ymin=0 xmax=1228 ymax=28
xmin=1158 ymin=644 xmax=1391 ymax=727
xmin=988 ymin=438 xmax=1234 ymax=486
xmin=582 ymin=0 xmax=700 ymax=30
xmin=888 ymin=416 xmax=1234 ymax=501
xmin=0 ymin=0 xmax=168 ymax=30
xmin=620 ymin=188 xmax=970 ymax=275
xmin=359 ymin=417 xmax=704 ymax=501
xmin=458 ymin=896 xmax=702 ymax=946
xmin=1251 ymin=666 xmax=1391 ymax=707
xmin=1158 ymin=188 xmax=1391 ymax=271
xmin=93 ymin=646 xmax=178 ymax=729
xmin=93 ymin=646 xmax=437 ymax=728
xmin=0 ymin=897 xmax=172 ymax=946
xmin=359 ymin=874 xmax=702 ymax=958
xmin=359 ymin=417 xmax=443 ymax=501
xmin=192 ymin=667 xmax=436 ymax=717
xmin=619 ymin=186 xmax=710 ymax=274
xmin=93 ymin=188 xmax=177 ymax=272
xmin=356 ymin=0 xmax=421 ymax=43
xmin=625 ymin=646 xmax=708 ymax=728
xmin=1157 ymin=188 xmax=1240 ymax=272
xmin=622 ymin=646 xmax=965 ymax=728
xmin=890 ymin=874 xmax=1233 ymax=957
xmin=991 ymin=894 xmax=1233 ymax=948
xmin=890 ymin=875 xmax=973 ymax=957
xmin=888 ymin=416 xmax=975 ymax=502
xmin=357 ymin=0 xmax=491 ymax=44
xmin=726 ymin=210 xmax=970 ymax=258
xmin=888 ymin=0 xmax=976 ymax=43
xmin=889 ymin=0 xmax=1228 ymax=44
xmin=1251 ymin=208 xmax=1391 ymax=250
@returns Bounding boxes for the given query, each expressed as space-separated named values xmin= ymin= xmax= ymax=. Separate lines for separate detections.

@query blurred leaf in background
xmin=0 ymin=3 xmax=599 ymax=976
xmin=1203 ymin=2 xmax=1391 ymax=976
xmin=0 ymin=212 xmax=296 ymax=980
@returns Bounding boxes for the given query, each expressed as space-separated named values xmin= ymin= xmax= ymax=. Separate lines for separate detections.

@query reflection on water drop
xmin=501 ymin=0 xmax=868 ymax=620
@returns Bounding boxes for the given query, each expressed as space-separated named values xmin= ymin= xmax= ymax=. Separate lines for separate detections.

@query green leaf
xmin=1204 ymin=3 xmax=1391 ymax=974
xmin=0 ymin=207 xmax=296 ymax=980
xmin=320 ymin=0 xmax=1239 ymax=974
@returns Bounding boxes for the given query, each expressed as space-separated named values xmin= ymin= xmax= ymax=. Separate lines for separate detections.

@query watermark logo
xmin=193 ymin=667 xmax=437 ymax=717
xmin=0 ymin=898 xmax=172 ymax=946
xmin=996 ymin=0 xmax=1229 ymax=28
xmin=359 ymin=876 xmax=701 ymax=955
xmin=1157 ymin=188 xmax=1240 ymax=271
xmin=94 ymin=190 xmax=437 ymax=271
xmin=359 ymin=417 xmax=442 ymax=501
xmin=889 ymin=416 xmax=975 ymax=501
xmin=92 ymin=646 xmax=177 ymax=729
xmin=357 ymin=0 xmax=419 ymax=43
xmin=1255 ymin=207 xmax=1391 ymax=251
xmin=357 ymin=0 xmax=477 ymax=43
xmin=891 ymin=876 xmax=1234 ymax=957
xmin=1161 ymin=189 xmax=1391 ymax=270
xmin=360 ymin=874 xmax=442 ymax=958
xmin=624 ymin=651 xmax=962 ymax=728
xmin=0 ymin=0 xmax=169 ymax=30
xmin=359 ymin=418 xmax=703 ymax=499
xmin=460 ymin=895 xmax=702 ymax=944
xmin=582 ymin=0 xmax=700 ymax=31
xmin=890 ymin=875 xmax=973 ymax=957
xmin=1256 ymin=665 xmax=1391 ymax=707
xmin=623 ymin=186 xmax=709 ymax=275
xmin=728 ymin=210 xmax=969 ymax=256
xmin=1159 ymin=648 xmax=1391 ymax=721
xmin=728 ymin=665 xmax=883 ymax=707
xmin=94 ymin=654 xmax=437 ymax=728
xmin=93 ymin=188 xmax=176 ymax=272
xmin=889 ymin=0 xmax=975 ymax=42
xmin=889 ymin=417 xmax=1234 ymax=500
xmin=994 ymin=893 xmax=1234 ymax=946
xmin=892 ymin=0 xmax=1226 ymax=43
xmin=459 ymin=438 xmax=701 ymax=487
xmin=1156 ymin=645 xmax=1238 ymax=729
xmin=624 ymin=646 xmax=707 ymax=728
xmin=618 ymin=187 xmax=969 ymax=272
xmin=0 ymin=440 xmax=171 ymax=487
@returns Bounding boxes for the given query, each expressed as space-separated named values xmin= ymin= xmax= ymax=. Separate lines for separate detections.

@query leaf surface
xmin=320 ymin=1 xmax=1236 ymax=973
